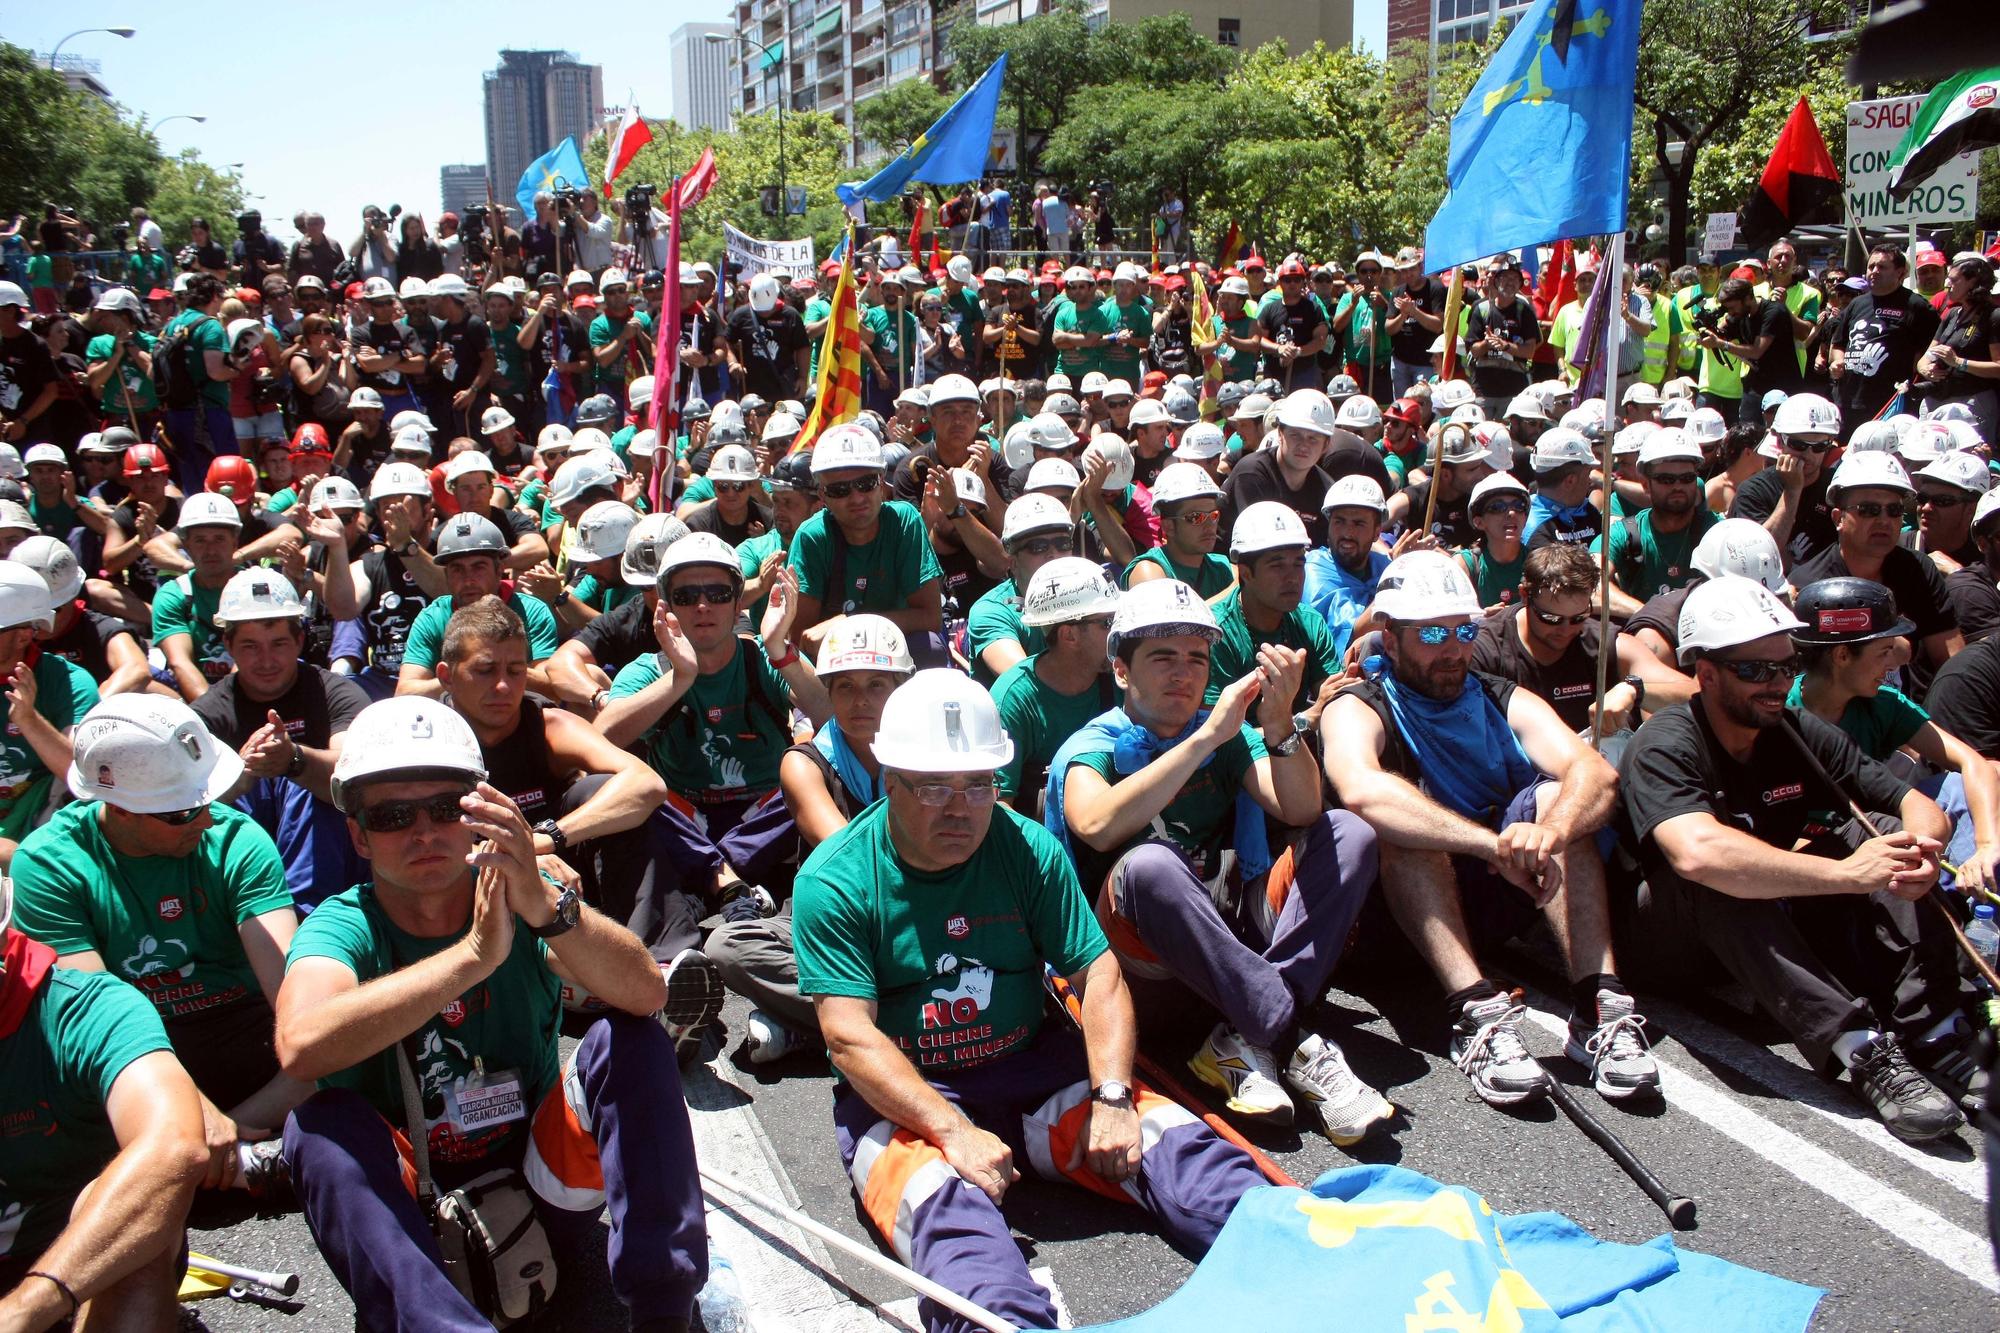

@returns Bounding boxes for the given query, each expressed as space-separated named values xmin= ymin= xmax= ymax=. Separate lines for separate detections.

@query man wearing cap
xmin=1048 ymin=266 xmax=1116 ymax=384
xmin=1596 ymin=427 xmax=1718 ymax=614
xmin=1098 ymin=265 xmax=1152 ymax=386
xmin=1463 ymin=258 xmax=1541 ymax=420
xmin=153 ymin=494 xmax=248 ymax=701
xmin=967 ymin=493 xmax=1077 ymax=686
xmin=83 ymin=287 xmax=158 ymax=437
xmin=1047 ymin=579 xmax=1388 ymax=1141
xmin=1256 ymin=259 xmax=1331 ymax=394
xmin=1128 ymin=462 xmax=1232 ymax=596
xmin=1828 ymin=244 xmax=1938 ymax=431
xmin=1387 ymin=249 xmax=1447 ymax=398
xmin=1945 ymin=490 xmax=2000 ymax=642
xmin=446 ymin=450 xmax=548 ymax=569
xmin=859 ymin=273 xmax=919 ymax=417
xmin=423 ymin=275 xmax=494 ymax=439
xmin=1208 ymin=501 xmax=1342 ymax=719
xmin=1616 ymin=576 xmax=1976 ymax=1140
xmin=1324 ymin=552 xmax=1656 ymax=1108
xmin=15 ymin=444 xmax=95 ymax=548
xmin=798 ymin=667 xmax=1268 ymax=1331
xmin=275 ymin=697 xmax=707 ymax=1329
xmin=1305 ymin=476 xmax=1399 ymax=659
xmin=13 ymin=695 xmax=309 ymax=1187
xmin=1790 ymin=451 xmax=1960 ymax=698
xmin=729 ymin=274 xmax=809 ymax=402
xmin=0 ymin=560 xmax=95 ymax=856
xmin=585 ymin=270 xmax=653 ymax=418
xmin=982 ymin=268 xmax=1045 ymax=383
xmin=890 ymin=373 xmax=1009 ymax=520
xmin=395 ymin=514 xmax=562 ymax=699
xmin=350 ymin=277 xmax=426 ymax=421
xmin=192 ymin=568 xmax=369 ymax=913
xmin=1906 ymin=449 xmax=1989 ymax=579
xmin=1332 ymin=254 xmax=1403 ymax=403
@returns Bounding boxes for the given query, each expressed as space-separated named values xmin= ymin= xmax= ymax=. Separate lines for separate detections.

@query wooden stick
xmin=1590 ymin=233 xmax=1626 ymax=752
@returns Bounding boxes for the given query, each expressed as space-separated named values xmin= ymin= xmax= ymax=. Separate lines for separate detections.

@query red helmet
xmin=206 ymin=455 xmax=258 ymax=505
xmin=291 ymin=422 xmax=332 ymax=456
xmin=1384 ymin=398 xmax=1423 ymax=426
xmin=122 ymin=443 xmax=170 ymax=477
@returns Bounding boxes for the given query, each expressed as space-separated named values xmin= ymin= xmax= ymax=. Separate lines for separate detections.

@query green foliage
xmin=147 ymin=153 xmax=246 ymax=251
xmin=1687 ymin=72 xmax=1855 ymax=219
xmin=852 ymin=80 xmax=952 ymax=161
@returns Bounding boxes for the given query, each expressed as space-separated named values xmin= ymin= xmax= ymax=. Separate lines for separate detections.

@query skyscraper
xmin=484 ymin=50 xmax=606 ymax=201
xmin=440 ymin=165 xmax=490 ymax=218
xmin=670 ymin=22 xmax=733 ymax=133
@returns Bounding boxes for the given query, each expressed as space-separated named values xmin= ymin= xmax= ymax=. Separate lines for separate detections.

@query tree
xmin=852 ymin=80 xmax=951 ymax=164
xmin=146 ymin=153 xmax=246 ymax=253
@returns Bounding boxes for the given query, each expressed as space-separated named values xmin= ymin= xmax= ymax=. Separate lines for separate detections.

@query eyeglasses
xmin=1476 ymin=498 xmax=1529 ymax=515
xmin=1173 ymin=508 xmax=1221 ymax=525
xmin=1529 ymin=602 xmax=1594 ymax=627
xmin=147 ymin=804 xmax=209 ymax=826
xmin=1407 ymin=623 xmax=1481 ymax=645
xmin=1918 ymin=491 xmax=1973 ymax=508
xmin=900 ymin=777 xmax=999 ymax=807
xmin=1011 ymin=534 xmax=1074 ymax=557
xmin=819 ymin=475 xmax=879 ymax=500
xmin=1840 ymin=501 xmax=1903 ymax=519
xmin=1356 ymin=267 xmax=1382 ymax=276
xmin=1712 ymin=654 xmax=1804 ymax=683
xmin=1785 ymin=438 xmax=1838 ymax=453
xmin=667 ymin=582 xmax=738 ymax=607
xmin=355 ymin=790 xmax=471 ymax=833
xmin=714 ymin=480 xmax=752 ymax=494
xmin=1648 ymin=471 xmax=1700 ymax=487
xmin=1077 ymin=615 xmax=1115 ymax=631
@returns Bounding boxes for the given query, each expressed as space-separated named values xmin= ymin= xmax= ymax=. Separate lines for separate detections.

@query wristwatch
xmin=532 ymin=819 xmax=568 ymax=854
xmin=1621 ymin=674 xmax=1646 ymax=714
xmin=528 ymin=879 xmax=580 ymax=939
xmin=1090 ymin=1080 xmax=1133 ymax=1108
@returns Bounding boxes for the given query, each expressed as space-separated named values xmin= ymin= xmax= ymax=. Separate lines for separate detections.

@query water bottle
xmin=1967 ymin=903 xmax=2000 ymax=972
xmin=695 ymin=1252 xmax=749 ymax=1333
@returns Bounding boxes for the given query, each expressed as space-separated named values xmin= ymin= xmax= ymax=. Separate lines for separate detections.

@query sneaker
xmin=238 ymin=1137 xmax=292 ymax=1205
xmin=1188 ymin=1022 xmax=1294 ymax=1124
xmin=659 ymin=949 xmax=725 ymax=1064
xmin=1564 ymin=990 xmax=1661 ymax=1101
xmin=1450 ymin=996 xmax=1549 ymax=1106
xmin=720 ymin=882 xmax=777 ymax=923
xmin=1848 ymin=1033 xmax=1964 ymax=1143
xmin=744 ymin=1008 xmax=809 ymax=1065
xmin=1907 ymin=1018 xmax=1990 ymax=1117
xmin=1284 ymin=1034 xmax=1395 ymax=1146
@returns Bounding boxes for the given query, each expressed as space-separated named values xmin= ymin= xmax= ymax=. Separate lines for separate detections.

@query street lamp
xmin=48 ymin=27 xmax=136 ymax=67
xmin=152 ymin=114 xmax=207 ymax=133
xmin=707 ymin=30 xmax=789 ymax=238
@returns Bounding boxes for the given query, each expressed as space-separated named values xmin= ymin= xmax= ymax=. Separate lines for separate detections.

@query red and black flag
xmin=1739 ymin=97 xmax=1842 ymax=250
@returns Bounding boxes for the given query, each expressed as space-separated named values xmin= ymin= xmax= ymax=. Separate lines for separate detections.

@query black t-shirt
xmin=935 ymin=536 xmax=1000 ymax=616
xmin=1730 ymin=468 xmax=1836 ymax=568
xmin=1739 ymin=299 xmax=1802 ymax=397
xmin=985 ymin=298 xmax=1044 ymax=380
xmin=356 ymin=548 xmax=430 ymax=672
xmin=1470 ymin=612 xmax=1602 ymax=733
xmin=191 ymin=664 xmax=368 ymax=753
xmin=109 ymin=495 xmax=181 ymax=596
xmin=42 ymin=609 xmax=141 ymax=680
xmin=1525 ymin=501 xmax=1602 ymax=553
xmin=355 ymin=319 xmax=417 ymax=395
xmin=1219 ymin=449 xmax=1332 ymax=550
xmin=1927 ymin=304 xmax=2000 ymax=400
xmin=436 ymin=316 xmax=491 ymax=393
xmin=400 ymin=314 xmax=441 ymax=391
xmin=485 ymin=503 xmax=537 ymax=547
xmin=726 ymin=304 xmax=808 ymax=401
xmin=232 ymin=233 xmax=286 ymax=287
xmin=478 ymin=697 xmax=576 ymax=826
xmin=1945 ymin=566 xmax=2000 ymax=644
xmin=0 ymin=330 xmax=56 ymax=424
xmin=1923 ymin=635 xmax=2000 ymax=759
xmin=1464 ymin=296 xmax=1538 ymax=397
xmin=1257 ymin=294 xmax=1329 ymax=390
xmin=1318 ymin=430 xmax=1394 ymax=498
xmin=1618 ymin=703 xmax=1911 ymax=874
xmin=1399 ymin=479 xmax=1480 ymax=551
xmin=891 ymin=445 xmax=1018 ymax=507
xmin=571 ymin=591 xmax=652 ymax=673
xmin=683 ymin=498 xmax=771 ymax=545
xmin=1829 ymin=289 xmax=1939 ymax=423
xmin=1626 ymin=583 xmax=1695 ymax=654
xmin=1790 ymin=542 xmax=1957 ymax=700
xmin=1390 ymin=277 xmax=1448 ymax=366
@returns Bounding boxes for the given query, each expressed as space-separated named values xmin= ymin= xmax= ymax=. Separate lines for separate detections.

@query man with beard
xmin=1617 ymin=576 xmax=1980 ymax=1139
xmin=1829 ymin=245 xmax=1938 ymax=431
xmin=1597 ymin=429 xmax=1717 ymax=616
xmin=1322 ymin=552 xmax=1657 ymax=1108
xmin=1206 ymin=503 xmax=1340 ymax=718
xmin=1522 ymin=429 xmax=1604 ymax=553
xmin=1386 ymin=425 xmax=1492 ymax=550
xmin=1305 ymin=476 xmax=1394 ymax=659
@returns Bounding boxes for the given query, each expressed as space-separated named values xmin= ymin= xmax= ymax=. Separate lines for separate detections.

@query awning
xmin=759 ymin=40 xmax=785 ymax=69
xmin=814 ymin=7 xmax=842 ymax=37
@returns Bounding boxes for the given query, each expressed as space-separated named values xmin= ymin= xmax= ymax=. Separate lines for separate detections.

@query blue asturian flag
xmin=516 ymin=136 xmax=591 ymax=222
xmin=1423 ymin=0 xmax=1642 ymax=277
xmin=837 ymin=55 xmax=1008 ymax=207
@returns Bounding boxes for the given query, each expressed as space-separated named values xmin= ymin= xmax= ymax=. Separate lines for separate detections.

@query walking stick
xmin=1544 ymin=1068 xmax=1696 ymax=1230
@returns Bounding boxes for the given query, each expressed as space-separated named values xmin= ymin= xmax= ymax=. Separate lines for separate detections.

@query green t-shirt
xmin=1204 ymin=589 xmax=1340 ymax=715
xmin=1122 ymin=547 xmax=1233 ymax=598
xmin=489 ymin=320 xmax=526 ymax=398
xmin=738 ymin=528 xmax=785 ymax=624
xmin=1595 ymin=507 xmax=1717 ymax=601
xmin=992 ymin=656 xmax=1111 ymax=801
xmin=23 ymin=254 xmax=53 ymax=290
xmin=165 ymin=310 xmax=231 ymax=409
xmin=571 ymin=572 xmax=638 ymax=615
xmin=608 ymin=639 xmax=793 ymax=800
xmin=787 ymin=501 xmax=941 ymax=618
xmin=586 ymin=310 xmax=657 ymax=391
xmin=1212 ymin=313 xmax=1260 ymax=384
xmin=27 ymin=494 xmax=81 ymax=541
xmin=1052 ymin=296 xmax=1116 ymax=379
xmin=1784 ymin=681 xmax=1929 ymax=760
xmin=1066 ymin=724 xmax=1266 ymax=890
xmin=85 ymin=331 xmax=160 ymax=413
xmin=0 ymin=969 xmax=173 ymax=1264
xmin=793 ymin=801 xmax=1107 ymax=1074
xmin=400 ymin=591 xmax=559 ymax=673
xmin=12 ymin=802 xmax=291 ymax=1023
xmin=860 ymin=304 xmax=918 ymax=386
xmin=266 ymin=486 xmax=300 ymax=514
xmin=1335 ymin=292 xmax=1393 ymax=365
xmin=804 ymin=296 xmax=833 ymax=376
xmin=966 ymin=580 xmax=1041 ymax=687
xmin=285 ymin=886 xmax=559 ymax=1168
xmin=0 ymin=655 xmax=97 ymax=841
xmin=1462 ymin=546 xmax=1526 ymax=609
xmin=151 ymin=573 xmax=233 ymax=685
xmin=1101 ymin=296 xmax=1153 ymax=381
xmin=680 ymin=474 xmax=772 ymax=507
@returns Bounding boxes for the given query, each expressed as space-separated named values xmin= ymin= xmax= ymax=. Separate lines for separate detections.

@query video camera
xmin=460 ymin=204 xmax=491 ymax=265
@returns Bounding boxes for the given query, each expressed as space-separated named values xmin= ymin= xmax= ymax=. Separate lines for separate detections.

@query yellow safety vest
xmin=1640 ymin=293 xmax=1673 ymax=385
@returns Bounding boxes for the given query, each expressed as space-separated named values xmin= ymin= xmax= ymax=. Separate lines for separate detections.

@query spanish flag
xmin=1215 ymin=222 xmax=1244 ymax=270
xmin=795 ymin=238 xmax=864 ymax=455
xmin=1189 ymin=267 xmax=1225 ymax=416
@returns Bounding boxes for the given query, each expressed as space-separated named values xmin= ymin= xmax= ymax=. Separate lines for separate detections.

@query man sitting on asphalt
xmin=394 ymin=512 xmax=561 ymax=698
xmin=1597 ymin=427 xmax=1718 ymax=617
xmin=0 ymin=876 xmax=208 ymax=1329
xmin=1218 ymin=389 xmax=1342 ymax=551
xmin=152 ymin=493 xmax=246 ymax=701
xmin=11 ymin=696 xmax=306 ymax=1192
xmin=1322 ymin=552 xmax=1659 ymax=1108
xmin=1304 ymin=475 xmax=1399 ymax=660
xmin=796 ymin=669 xmax=1269 ymax=1333
xmin=993 ymin=558 xmax=1120 ymax=813
xmin=1049 ymin=579 xmax=1389 ymax=1143
xmin=1207 ymin=502 xmax=1341 ymax=720
xmin=1617 ymin=576 xmax=1983 ymax=1139
xmin=275 ymin=697 xmax=708 ymax=1330
xmin=1729 ymin=391 xmax=1844 ymax=566
xmin=967 ymin=492 xmax=1076 ymax=685
xmin=192 ymin=568 xmax=369 ymax=913
xmin=1522 ymin=428 xmax=1604 ymax=552
xmin=1124 ymin=462 xmax=1233 ymax=596
xmin=12 ymin=536 xmax=150 ymax=698
xmin=0 ymin=562 xmax=97 ymax=863
xmin=319 ymin=461 xmax=444 ymax=702
xmin=542 ymin=513 xmax=689 ymax=715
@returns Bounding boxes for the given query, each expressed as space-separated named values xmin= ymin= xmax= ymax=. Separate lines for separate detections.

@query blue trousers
xmin=232 ymin=776 xmax=366 ymax=914
xmin=162 ymin=402 xmax=238 ymax=493
xmin=284 ymin=1011 xmax=706 ymax=1333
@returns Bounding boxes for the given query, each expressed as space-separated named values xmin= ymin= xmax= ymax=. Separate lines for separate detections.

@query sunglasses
xmin=1173 ymin=508 xmax=1221 ymax=525
xmin=1530 ymin=602 xmax=1593 ymax=627
xmin=148 ymin=804 xmax=209 ymax=826
xmin=668 ymin=582 xmax=737 ymax=607
xmin=1918 ymin=491 xmax=1973 ymax=508
xmin=901 ymin=777 xmax=999 ymax=808
xmin=1649 ymin=471 xmax=1700 ymax=486
xmin=1476 ymin=498 xmax=1529 ymax=515
xmin=713 ymin=480 xmax=753 ymax=494
xmin=1408 ymin=623 xmax=1481 ymax=645
xmin=1011 ymin=534 xmax=1074 ymax=558
xmin=1840 ymin=501 xmax=1903 ymax=519
xmin=819 ymin=475 xmax=879 ymax=500
xmin=1786 ymin=439 xmax=1838 ymax=453
xmin=1713 ymin=654 xmax=1804 ymax=683
xmin=356 ymin=790 xmax=470 ymax=833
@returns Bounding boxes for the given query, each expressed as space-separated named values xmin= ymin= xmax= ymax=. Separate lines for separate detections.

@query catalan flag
xmin=795 ymin=237 xmax=864 ymax=455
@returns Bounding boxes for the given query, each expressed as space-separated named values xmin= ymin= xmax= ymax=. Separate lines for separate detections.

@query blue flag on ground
xmin=1423 ymin=0 xmax=1642 ymax=277
xmin=1076 ymin=1165 xmax=1822 ymax=1333
xmin=836 ymin=55 xmax=1007 ymax=207
xmin=516 ymin=136 xmax=591 ymax=222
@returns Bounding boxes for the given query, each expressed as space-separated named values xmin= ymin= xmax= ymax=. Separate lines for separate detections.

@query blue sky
xmin=5 ymin=2 xmax=1385 ymax=244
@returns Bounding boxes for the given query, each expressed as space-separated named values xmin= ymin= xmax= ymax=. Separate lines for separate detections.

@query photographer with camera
xmin=348 ymin=207 xmax=399 ymax=283
xmin=1699 ymin=274 xmax=1801 ymax=427
xmin=182 ymin=218 xmax=230 ymax=281
xmin=232 ymin=212 xmax=286 ymax=290
xmin=571 ymin=190 xmax=616 ymax=274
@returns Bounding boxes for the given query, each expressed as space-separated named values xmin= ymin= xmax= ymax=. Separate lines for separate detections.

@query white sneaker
xmin=744 ymin=1008 xmax=809 ymax=1065
xmin=659 ymin=949 xmax=724 ymax=1064
xmin=1564 ymin=990 xmax=1661 ymax=1101
xmin=1284 ymin=1034 xmax=1395 ymax=1146
xmin=1188 ymin=1022 xmax=1294 ymax=1124
xmin=1449 ymin=995 xmax=1549 ymax=1106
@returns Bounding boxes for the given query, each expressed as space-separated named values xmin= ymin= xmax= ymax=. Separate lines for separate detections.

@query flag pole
xmin=1590 ymin=231 xmax=1626 ymax=752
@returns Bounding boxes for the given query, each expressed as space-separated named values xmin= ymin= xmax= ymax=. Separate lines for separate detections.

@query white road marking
xmin=1518 ymin=1004 xmax=1999 ymax=1294
xmin=880 ymin=1265 xmax=1073 ymax=1331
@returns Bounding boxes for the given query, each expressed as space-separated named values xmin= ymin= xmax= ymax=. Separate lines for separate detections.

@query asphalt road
xmin=185 ymin=942 xmax=1998 ymax=1332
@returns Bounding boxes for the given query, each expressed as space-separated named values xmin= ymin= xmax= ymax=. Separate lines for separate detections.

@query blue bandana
xmin=813 ymin=720 xmax=880 ymax=807
xmin=1365 ymin=656 xmax=1537 ymax=825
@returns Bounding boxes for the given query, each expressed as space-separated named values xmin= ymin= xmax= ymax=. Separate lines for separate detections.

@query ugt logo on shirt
xmin=158 ymin=896 xmax=185 ymax=921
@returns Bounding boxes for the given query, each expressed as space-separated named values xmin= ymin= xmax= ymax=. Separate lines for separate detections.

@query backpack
xmin=151 ymin=316 xmax=207 ymax=411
